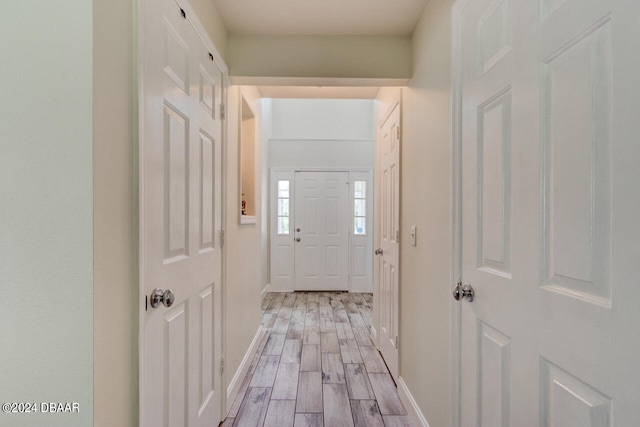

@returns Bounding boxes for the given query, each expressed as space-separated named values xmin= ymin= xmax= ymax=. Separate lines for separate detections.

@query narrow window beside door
xmin=354 ymin=181 xmax=366 ymax=235
xmin=277 ymin=180 xmax=290 ymax=235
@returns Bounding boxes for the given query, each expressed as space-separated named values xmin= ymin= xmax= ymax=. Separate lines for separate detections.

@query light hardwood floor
xmin=222 ymin=292 xmax=413 ymax=427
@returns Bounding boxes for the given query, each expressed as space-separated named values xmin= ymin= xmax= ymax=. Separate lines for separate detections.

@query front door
xmin=140 ymin=0 xmax=224 ymax=425
xmin=455 ymin=0 xmax=640 ymax=424
xmin=294 ymin=171 xmax=350 ymax=291
xmin=376 ymin=102 xmax=401 ymax=379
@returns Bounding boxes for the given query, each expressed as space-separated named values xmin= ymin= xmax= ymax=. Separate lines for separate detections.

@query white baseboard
xmin=261 ymin=284 xmax=271 ymax=295
xmin=398 ymin=376 xmax=430 ymax=427
xmin=226 ymin=326 xmax=266 ymax=412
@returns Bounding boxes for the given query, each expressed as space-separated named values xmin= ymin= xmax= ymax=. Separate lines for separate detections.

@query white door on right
xmin=456 ymin=0 xmax=640 ymax=425
xmin=377 ymin=102 xmax=400 ymax=380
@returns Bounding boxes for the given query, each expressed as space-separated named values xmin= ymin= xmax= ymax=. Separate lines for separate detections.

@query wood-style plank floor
xmin=222 ymin=292 xmax=413 ymax=427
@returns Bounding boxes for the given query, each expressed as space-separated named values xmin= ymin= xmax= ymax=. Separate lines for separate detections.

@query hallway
xmin=223 ymin=292 xmax=413 ymax=427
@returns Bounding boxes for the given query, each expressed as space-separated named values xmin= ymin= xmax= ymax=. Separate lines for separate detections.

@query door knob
xmin=295 ymin=237 xmax=301 ymax=242
xmin=452 ymin=282 xmax=474 ymax=302
xmin=296 ymin=228 xmax=301 ymax=232
xmin=150 ymin=288 xmax=176 ymax=308
xmin=374 ymin=248 xmax=383 ymax=255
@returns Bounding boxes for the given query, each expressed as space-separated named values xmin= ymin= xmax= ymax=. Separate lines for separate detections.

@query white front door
xmin=455 ymin=0 xmax=640 ymax=424
xmin=140 ymin=0 xmax=224 ymax=425
xmin=376 ymin=102 xmax=401 ymax=379
xmin=294 ymin=171 xmax=350 ymax=291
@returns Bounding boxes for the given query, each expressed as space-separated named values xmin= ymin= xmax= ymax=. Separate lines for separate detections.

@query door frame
xmin=450 ymin=2 xmax=466 ymax=426
xmin=137 ymin=0 xmax=230 ymax=422
xmin=268 ymin=167 xmax=374 ymax=293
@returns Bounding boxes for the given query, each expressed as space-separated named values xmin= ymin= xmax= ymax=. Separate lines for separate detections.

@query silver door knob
xmin=374 ymin=248 xmax=383 ymax=255
xmin=150 ymin=288 xmax=176 ymax=308
xmin=295 ymin=237 xmax=301 ymax=242
xmin=452 ymin=282 xmax=474 ymax=302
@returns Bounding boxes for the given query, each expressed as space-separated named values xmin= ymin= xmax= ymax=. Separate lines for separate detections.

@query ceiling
xmin=257 ymin=86 xmax=382 ymax=99
xmin=212 ymin=0 xmax=429 ymax=36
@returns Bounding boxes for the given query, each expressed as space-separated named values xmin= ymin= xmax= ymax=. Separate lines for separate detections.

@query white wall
xmin=0 ymin=2 xmax=93 ymax=426
xmin=272 ymin=99 xmax=374 ymax=140
xmin=391 ymin=0 xmax=455 ymax=425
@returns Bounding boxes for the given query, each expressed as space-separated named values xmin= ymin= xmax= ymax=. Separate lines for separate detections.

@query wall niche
xmin=239 ymin=93 xmax=257 ymax=224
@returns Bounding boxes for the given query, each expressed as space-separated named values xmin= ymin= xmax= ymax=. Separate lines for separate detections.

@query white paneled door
xmin=140 ymin=0 xmax=224 ymax=426
xmin=376 ymin=102 xmax=401 ymax=380
xmin=455 ymin=0 xmax=640 ymax=425
xmin=294 ymin=171 xmax=350 ymax=291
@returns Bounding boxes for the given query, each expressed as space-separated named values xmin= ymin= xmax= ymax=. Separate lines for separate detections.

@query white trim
xmin=450 ymin=2 xmax=468 ymax=427
xmin=261 ymin=284 xmax=272 ymax=295
xmin=397 ymin=377 xmax=430 ymax=427
xmin=240 ymin=215 xmax=257 ymax=225
xmin=225 ymin=326 xmax=266 ymax=413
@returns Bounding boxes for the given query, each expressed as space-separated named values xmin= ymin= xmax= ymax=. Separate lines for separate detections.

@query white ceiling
xmin=212 ymin=0 xmax=429 ymax=36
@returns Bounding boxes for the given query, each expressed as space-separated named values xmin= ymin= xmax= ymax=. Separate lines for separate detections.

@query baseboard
xmin=397 ymin=376 xmax=430 ymax=427
xmin=261 ymin=284 xmax=271 ymax=295
xmin=226 ymin=326 xmax=266 ymax=412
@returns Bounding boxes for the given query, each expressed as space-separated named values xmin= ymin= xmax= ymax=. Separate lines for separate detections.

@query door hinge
xmin=220 ymin=103 xmax=226 ymax=120
xmin=220 ymin=230 xmax=225 ymax=248
xmin=395 ymin=335 xmax=399 ymax=349
xmin=396 ymin=230 xmax=400 ymax=243
xmin=220 ymin=358 xmax=225 ymax=374
xmin=396 ymin=127 xmax=401 ymax=141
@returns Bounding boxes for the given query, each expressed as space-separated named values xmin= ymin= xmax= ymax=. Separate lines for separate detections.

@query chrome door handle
xmin=150 ymin=288 xmax=175 ymax=308
xmin=452 ymin=282 xmax=474 ymax=302
xmin=374 ymin=248 xmax=383 ymax=255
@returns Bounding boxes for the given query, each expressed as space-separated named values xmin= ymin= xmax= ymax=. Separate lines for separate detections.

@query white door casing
xmin=376 ymin=102 xmax=401 ymax=380
xmin=294 ymin=171 xmax=350 ymax=291
xmin=140 ymin=0 xmax=225 ymax=425
xmin=453 ymin=0 xmax=640 ymax=425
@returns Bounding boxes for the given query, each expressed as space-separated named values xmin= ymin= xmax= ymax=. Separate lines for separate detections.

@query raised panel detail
xmin=163 ymin=19 xmax=189 ymax=94
xmin=477 ymin=87 xmax=512 ymax=278
xmin=353 ymin=245 xmax=366 ymax=278
xmin=303 ymin=246 xmax=319 ymax=278
xmin=164 ymin=302 xmax=188 ymax=427
xmin=477 ymin=322 xmax=511 ymax=427
xmin=164 ymin=103 xmax=189 ymax=262
xmin=199 ymin=286 xmax=215 ymax=414
xmin=275 ymin=245 xmax=292 ymax=279
xmin=325 ymin=197 xmax=339 ymax=235
xmin=477 ymin=0 xmax=511 ymax=74
xmin=540 ymin=17 xmax=612 ymax=307
xmin=304 ymin=198 xmax=318 ymax=235
xmin=199 ymin=132 xmax=215 ymax=253
xmin=325 ymin=245 xmax=338 ymax=278
xmin=540 ymin=359 xmax=611 ymax=427
xmin=541 ymin=0 xmax=567 ymax=21
xmin=199 ymin=66 xmax=215 ymax=118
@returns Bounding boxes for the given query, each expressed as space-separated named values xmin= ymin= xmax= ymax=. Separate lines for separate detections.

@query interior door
xmin=376 ymin=102 xmax=400 ymax=379
xmin=140 ymin=0 xmax=223 ymax=425
xmin=455 ymin=0 xmax=640 ymax=425
xmin=294 ymin=171 xmax=349 ymax=291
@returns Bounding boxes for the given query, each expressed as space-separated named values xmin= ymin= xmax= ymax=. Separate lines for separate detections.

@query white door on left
xmin=140 ymin=0 xmax=223 ymax=426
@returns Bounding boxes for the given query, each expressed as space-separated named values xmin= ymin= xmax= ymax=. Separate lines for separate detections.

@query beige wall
xmin=190 ymin=0 xmax=228 ymax=59
xmin=224 ymin=86 xmax=264 ymax=388
xmin=93 ymin=0 xmax=138 ymax=426
xmin=227 ymin=34 xmax=411 ymax=84
xmin=397 ymin=0 xmax=455 ymax=425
